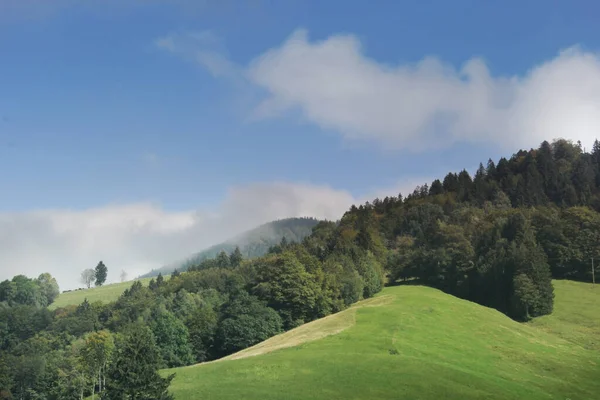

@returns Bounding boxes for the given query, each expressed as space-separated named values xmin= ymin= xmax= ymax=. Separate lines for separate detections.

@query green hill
xmin=49 ymin=277 xmax=157 ymax=309
xmin=140 ymin=217 xmax=320 ymax=278
xmin=165 ymin=280 xmax=600 ymax=400
xmin=529 ymin=279 xmax=600 ymax=351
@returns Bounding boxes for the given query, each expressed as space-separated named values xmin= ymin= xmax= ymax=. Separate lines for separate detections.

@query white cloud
xmin=247 ymin=30 xmax=600 ymax=151
xmin=0 ymin=181 xmax=420 ymax=291
xmin=162 ymin=29 xmax=600 ymax=152
xmin=156 ymin=31 xmax=238 ymax=78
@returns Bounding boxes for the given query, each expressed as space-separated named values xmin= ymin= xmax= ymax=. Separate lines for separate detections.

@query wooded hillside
xmin=141 ymin=217 xmax=320 ymax=278
xmin=2 ymin=138 xmax=600 ymax=399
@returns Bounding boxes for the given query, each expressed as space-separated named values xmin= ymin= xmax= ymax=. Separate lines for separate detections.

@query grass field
xmin=529 ymin=279 xmax=600 ymax=351
xmin=166 ymin=280 xmax=600 ymax=400
xmin=49 ymin=277 xmax=156 ymax=309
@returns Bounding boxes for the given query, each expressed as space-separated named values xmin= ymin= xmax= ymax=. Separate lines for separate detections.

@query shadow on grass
xmin=386 ymin=277 xmax=424 ymax=287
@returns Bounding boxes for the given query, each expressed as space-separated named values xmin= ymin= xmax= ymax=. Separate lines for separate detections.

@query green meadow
xmin=529 ymin=279 xmax=600 ymax=351
xmin=50 ymin=277 xmax=157 ymax=309
xmin=166 ymin=280 xmax=600 ymax=400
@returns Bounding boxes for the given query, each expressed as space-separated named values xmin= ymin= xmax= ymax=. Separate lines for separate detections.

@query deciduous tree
xmin=103 ymin=323 xmax=175 ymax=400
xmin=81 ymin=269 xmax=96 ymax=289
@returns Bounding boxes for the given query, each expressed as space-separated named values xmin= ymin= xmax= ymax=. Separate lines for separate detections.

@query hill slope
xmin=141 ymin=217 xmax=320 ymax=278
xmin=49 ymin=277 xmax=157 ymax=309
xmin=165 ymin=281 xmax=600 ymax=400
xmin=529 ymin=279 xmax=600 ymax=351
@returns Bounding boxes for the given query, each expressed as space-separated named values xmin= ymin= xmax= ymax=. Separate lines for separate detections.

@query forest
xmin=141 ymin=217 xmax=320 ymax=278
xmin=2 ymin=138 xmax=600 ymax=399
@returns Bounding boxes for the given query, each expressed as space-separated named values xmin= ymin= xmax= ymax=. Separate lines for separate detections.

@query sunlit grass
xmin=166 ymin=281 xmax=600 ymax=400
xmin=49 ymin=277 xmax=158 ymax=309
xmin=529 ymin=279 xmax=600 ymax=351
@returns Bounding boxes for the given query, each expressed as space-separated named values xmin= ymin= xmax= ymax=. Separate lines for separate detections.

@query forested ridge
xmin=2 ymin=138 xmax=600 ymax=399
xmin=140 ymin=217 xmax=320 ymax=278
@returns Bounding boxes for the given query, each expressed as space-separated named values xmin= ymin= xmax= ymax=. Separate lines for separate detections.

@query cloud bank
xmin=0 ymin=181 xmax=420 ymax=290
xmin=159 ymin=30 xmax=600 ymax=152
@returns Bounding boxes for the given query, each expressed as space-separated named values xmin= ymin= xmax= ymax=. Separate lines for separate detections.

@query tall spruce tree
xmin=95 ymin=261 xmax=108 ymax=287
xmin=215 ymin=251 xmax=231 ymax=269
xmin=156 ymin=273 xmax=165 ymax=288
xmin=509 ymin=219 xmax=554 ymax=319
xmin=229 ymin=246 xmax=243 ymax=268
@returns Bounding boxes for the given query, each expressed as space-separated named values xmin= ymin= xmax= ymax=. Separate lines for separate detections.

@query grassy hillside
xmin=141 ymin=217 xmax=320 ymax=278
xmin=49 ymin=277 xmax=156 ymax=309
xmin=529 ymin=279 xmax=600 ymax=351
xmin=165 ymin=281 xmax=600 ymax=400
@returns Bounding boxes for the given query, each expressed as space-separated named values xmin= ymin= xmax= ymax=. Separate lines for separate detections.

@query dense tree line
xmin=0 ymin=238 xmax=382 ymax=399
xmin=0 ymin=273 xmax=59 ymax=308
xmin=2 ymin=138 xmax=600 ymax=398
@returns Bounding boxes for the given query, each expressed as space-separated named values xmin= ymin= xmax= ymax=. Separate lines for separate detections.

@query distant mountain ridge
xmin=140 ymin=217 xmax=321 ymax=278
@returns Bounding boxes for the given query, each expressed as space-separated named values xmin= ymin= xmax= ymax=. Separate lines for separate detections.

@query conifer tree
xmin=229 ymin=246 xmax=243 ymax=268
xmin=95 ymin=261 xmax=108 ymax=287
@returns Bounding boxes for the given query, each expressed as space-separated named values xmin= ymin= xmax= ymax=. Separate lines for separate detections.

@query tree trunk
xmin=103 ymin=362 xmax=107 ymax=392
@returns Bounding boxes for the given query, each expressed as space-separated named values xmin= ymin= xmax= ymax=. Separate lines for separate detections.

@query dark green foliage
xmin=95 ymin=261 xmax=108 ymax=287
xmin=229 ymin=246 xmax=243 ymax=268
xmin=185 ymin=305 xmax=218 ymax=362
xmin=103 ymin=323 xmax=175 ymax=400
xmin=108 ymin=282 xmax=154 ymax=330
xmin=250 ymin=252 xmax=320 ymax=328
xmin=360 ymin=139 xmax=600 ymax=320
xmin=150 ymin=309 xmax=195 ymax=368
xmin=511 ymin=229 xmax=554 ymax=319
xmin=51 ymin=298 xmax=101 ymax=337
xmin=0 ymin=352 xmax=13 ymax=399
xmin=429 ymin=179 xmax=444 ymax=196
xmin=215 ymin=291 xmax=283 ymax=356
xmin=178 ymin=268 xmax=244 ymax=296
xmin=443 ymin=172 xmax=459 ymax=192
xmin=10 ymin=276 xmax=44 ymax=307
xmin=156 ymin=273 xmax=165 ymax=288
xmin=215 ymin=251 xmax=230 ymax=269
xmin=355 ymin=252 xmax=384 ymax=298
xmin=339 ymin=270 xmax=364 ymax=306
xmin=11 ymin=354 xmax=46 ymax=400
xmin=0 ymin=274 xmax=60 ymax=308
xmin=0 ymin=305 xmax=53 ymax=351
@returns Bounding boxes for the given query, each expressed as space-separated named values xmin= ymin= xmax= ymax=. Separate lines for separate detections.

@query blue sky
xmin=1 ymin=0 xmax=599 ymax=287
